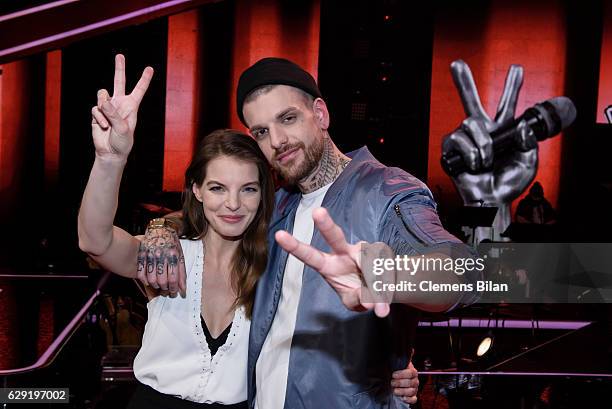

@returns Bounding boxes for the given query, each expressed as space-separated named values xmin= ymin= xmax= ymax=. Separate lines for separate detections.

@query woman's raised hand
xmin=91 ymin=54 xmax=154 ymax=161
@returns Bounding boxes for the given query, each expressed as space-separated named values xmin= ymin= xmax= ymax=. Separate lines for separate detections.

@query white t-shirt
xmin=255 ymin=183 xmax=332 ymax=409
xmin=133 ymin=239 xmax=249 ymax=404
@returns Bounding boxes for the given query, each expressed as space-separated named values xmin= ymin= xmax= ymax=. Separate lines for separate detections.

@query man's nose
xmin=269 ymin=127 xmax=288 ymax=150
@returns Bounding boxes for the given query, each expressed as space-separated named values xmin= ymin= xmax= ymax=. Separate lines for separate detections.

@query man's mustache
xmin=274 ymin=143 xmax=304 ymax=161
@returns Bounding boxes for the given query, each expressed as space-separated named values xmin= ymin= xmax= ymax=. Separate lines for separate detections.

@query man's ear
xmin=312 ymin=98 xmax=330 ymax=130
xmin=192 ymin=183 xmax=203 ymax=202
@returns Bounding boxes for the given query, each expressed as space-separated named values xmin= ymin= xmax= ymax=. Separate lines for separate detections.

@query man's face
xmin=243 ymin=85 xmax=326 ymax=185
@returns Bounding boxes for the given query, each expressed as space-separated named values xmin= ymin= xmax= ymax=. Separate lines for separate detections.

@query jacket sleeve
xmin=377 ymin=189 xmax=482 ymax=311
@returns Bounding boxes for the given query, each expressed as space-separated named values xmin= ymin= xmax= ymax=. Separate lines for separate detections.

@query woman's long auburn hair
xmin=180 ymin=129 xmax=274 ymax=318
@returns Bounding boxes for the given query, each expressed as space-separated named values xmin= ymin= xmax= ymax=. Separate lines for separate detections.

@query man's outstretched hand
xmin=275 ymin=207 xmax=391 ymax=318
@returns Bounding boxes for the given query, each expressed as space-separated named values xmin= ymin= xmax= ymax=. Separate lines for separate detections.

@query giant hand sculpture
xmin=441 ymin=60 xmax=538 ymax=241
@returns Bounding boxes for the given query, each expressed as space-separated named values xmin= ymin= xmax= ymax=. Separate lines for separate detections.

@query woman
xmin=131 ymin=130 xmax=274 ymax=408
xmin=79 ymin=55 xmax=272 ymax=407
xmin=78 ymin=55 xmax=418 ymax=408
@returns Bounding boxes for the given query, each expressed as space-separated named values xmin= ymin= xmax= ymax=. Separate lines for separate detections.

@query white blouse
xmin=133 ymin=239 xmax=250 ymax=404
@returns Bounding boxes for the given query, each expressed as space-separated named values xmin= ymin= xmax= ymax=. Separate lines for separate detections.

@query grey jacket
xmin=248 ymin=147 xmax=478 ymax=408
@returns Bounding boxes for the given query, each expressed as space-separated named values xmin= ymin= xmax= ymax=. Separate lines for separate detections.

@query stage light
xmin=476 ymin=334 xmax=494 ymax=357
xmin=379 ymin=138 xmax=385 ymax=144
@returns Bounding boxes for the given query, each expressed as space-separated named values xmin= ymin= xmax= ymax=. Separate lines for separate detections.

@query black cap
xmin=236 ymin=57 xmax=322 ymax=126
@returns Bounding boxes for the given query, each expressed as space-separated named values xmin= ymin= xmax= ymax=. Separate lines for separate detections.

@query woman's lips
xmin=219 ymin=215 xmax=245 ymax=224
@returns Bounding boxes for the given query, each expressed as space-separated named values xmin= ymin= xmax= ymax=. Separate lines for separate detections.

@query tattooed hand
xmin=137 ymin=226 xmax=186 ymax=297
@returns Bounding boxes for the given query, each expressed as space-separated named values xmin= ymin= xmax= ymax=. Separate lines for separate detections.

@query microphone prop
xmin=441 ymin=96 xmax=576 ymax=176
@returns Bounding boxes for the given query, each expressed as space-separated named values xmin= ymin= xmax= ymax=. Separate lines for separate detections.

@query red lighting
xmin=44 ymin=50 xmax=61 ymax=189
xmin=379 ymin=138 xmax=385 ymax=144
xmin=163 ymin=11 xmax=201 ymax=192
xmin=597 ymin=1 xmax=612 ymax=123
xmin=384 ymin=15 xmax=391 ymax=21
xmin=230 ymin=0 xmax=321 ymax=130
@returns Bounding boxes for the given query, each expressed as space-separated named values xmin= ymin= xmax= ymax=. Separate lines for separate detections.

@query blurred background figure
xmin=515 ymin=182 xmax=556 ymax=225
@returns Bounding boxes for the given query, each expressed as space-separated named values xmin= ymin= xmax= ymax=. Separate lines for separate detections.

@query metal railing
xmin=0 ymin=271 xmax=110 ymax=377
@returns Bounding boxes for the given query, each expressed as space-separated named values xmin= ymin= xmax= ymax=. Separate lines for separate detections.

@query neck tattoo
xmin=300 ymin=135 xmax=351 ymax=194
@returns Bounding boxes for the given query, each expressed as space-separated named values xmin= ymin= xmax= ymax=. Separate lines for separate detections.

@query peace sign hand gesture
xmin=274 ymin=207 xmax=392 ymax=318
xmin=91 ymin=54 xmax=154 ymax=162
xmin=441 ymin=60 xmax=537 ymax=205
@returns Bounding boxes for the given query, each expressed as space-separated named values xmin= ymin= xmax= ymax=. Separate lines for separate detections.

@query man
xmin=515 ymin=181 xmax=556 ymax=224
xmin=142 ymin=58 xmax=479 ymax=408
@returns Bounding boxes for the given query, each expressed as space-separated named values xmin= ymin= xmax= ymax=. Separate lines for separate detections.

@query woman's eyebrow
xmin=206 ymin=180 xmax=224 ymax=186
xmin=206 ymin=180 xmax=260 ymax=186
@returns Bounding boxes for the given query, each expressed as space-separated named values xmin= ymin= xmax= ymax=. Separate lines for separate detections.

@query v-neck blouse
xmin=201 ymin=315 xmax=232 ymax=357
xmin=133 ymin=239 xmax=250 ymax=404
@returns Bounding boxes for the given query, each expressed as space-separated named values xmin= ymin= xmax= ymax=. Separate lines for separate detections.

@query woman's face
xmin=193 ymin=155 xmax=262 ymax=240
